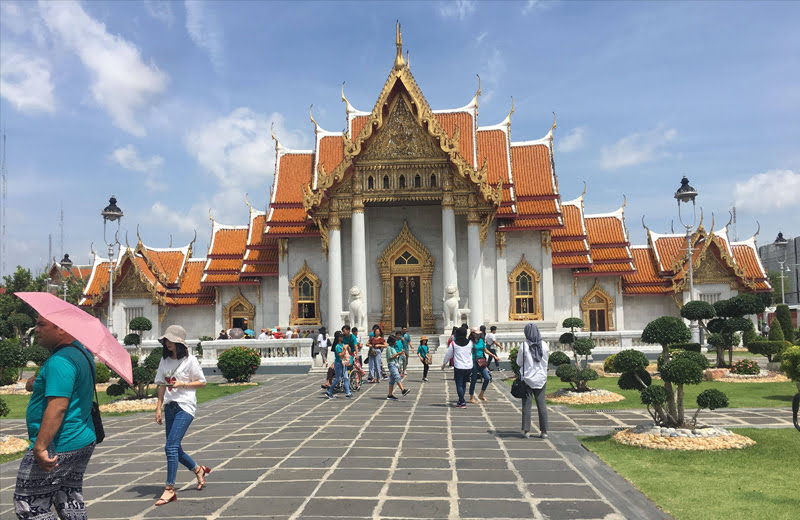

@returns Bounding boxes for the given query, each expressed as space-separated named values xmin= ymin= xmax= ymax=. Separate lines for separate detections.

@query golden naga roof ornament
xmin=394 ymin=21 xmax=406 ymax=70
xmin=671 ymin=220 xmax=675 ymax=233
xmin=169 ymin=234 xmax=173 ymax=248
xmin=753 ymin=221 xmax=761 ymax=240
xmin=270 ymin=122 xmax=278 ymax=146
xmin=474 ymin=74 xmax=482 ymax=105
xmin=309 ymin=104 xmax=319 ymax=131
xmin=208 ymin=208 xmax=214 ymax=223
xmin=136 ymin=225 xmax=143 ymax=247
xmin=547 ymin=112 xmax=557 ymax=139
xmin=621 ymin=194 xmax=627 ymax=216
xmin=641 ymin=215 xmax=651 ymax=233
xmin=245 ymin=192 xmax=253 ymax=211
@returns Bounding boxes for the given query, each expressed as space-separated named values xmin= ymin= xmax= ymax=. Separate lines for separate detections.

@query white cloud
xmin=144 ymin=0 xmax=174 ymax=27
xmin=0 ymin=48 xmax=55 ymax=113
xmin=522 ymin=0 xmax=552 ymax=15
xmin=38 ymin=0 xmax=168 ymax=136
xmin=734 ymin=169 xmax=800 ymax=213
xmin=599 ymin=125 xmax=678 ymax=170
xmin=144 ymin=202 xmax=204 ymax=234
xmin=184 ymin=0 xmax=224 ymax=74
xmin=474 ymin=35 xmax=506 ymax=105
xmin=437 ymin=0 xmax=476 ymax=21
xmin=1 ymin=1 xmax=49 ymax=46
xmin=557 ymin=126 xmax=586 ymax=153
xmin=108 ymin=144 xmax=165 ymax=191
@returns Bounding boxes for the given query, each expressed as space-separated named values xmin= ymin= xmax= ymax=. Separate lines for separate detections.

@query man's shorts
xmin=388 ymin=364 xmax=402 ymax=384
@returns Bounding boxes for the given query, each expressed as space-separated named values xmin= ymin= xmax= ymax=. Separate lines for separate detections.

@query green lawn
xmin=0 ymin=383 xmax=258 ymax=420
xmin=507 ymin=376 xmax=796 ymax=409
xmin=580 ymin=428 xmax=800 ymax=520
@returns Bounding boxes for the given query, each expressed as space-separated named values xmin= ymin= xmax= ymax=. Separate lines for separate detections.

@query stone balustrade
xmin=132 ymin=338 xmax=313 ymax=367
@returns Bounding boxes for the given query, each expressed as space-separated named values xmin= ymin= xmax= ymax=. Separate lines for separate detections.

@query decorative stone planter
xmin=614 ymin=425 xmax=756 ymax=451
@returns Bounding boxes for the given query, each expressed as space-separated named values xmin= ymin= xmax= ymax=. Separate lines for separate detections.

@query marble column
xmin=467 ymin=209 xmax=483 ymax=326
xmin=327 ymin=209 xmax=343 ymax=331
xmin=441 ymin=194 xmax=459 ymax=304
xmin=351 ymin=205 xmax=367 ymax=330
xmin=278 ymin=239 xmax=290 ymax=327
xmin=614 ymin=277 xmax=625 ymax=331
xmin=541 ymin=231 xmax=554 ymax=321
xmin=495 ymin=232 xmax=509 ymax=321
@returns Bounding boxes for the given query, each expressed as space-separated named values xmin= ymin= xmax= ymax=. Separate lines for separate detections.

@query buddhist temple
xmin=79 ymin=26 xmax=770 ymax=341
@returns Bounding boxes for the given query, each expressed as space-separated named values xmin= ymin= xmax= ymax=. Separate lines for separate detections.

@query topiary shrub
xmin=129 ymin=317 xmax=153 ymax=334
xmin=660 ymin=357 xmax=705 ymax=386
xmin=729 ymin=359 xmax=760 ymax=375
xmin=548 ymin=350 xmax=570 ymax=367
xmin=25 ymin=344 xmax=50 ymax=366
xmin=0 ymin=397 xmax=9 ymax=417
xmin=613 ymin=349 xmax=649 ymax=374
xmin=0 ymin=367 xmax=20 ymax=386
xmin=0 ymin=338 xmax=25 ymax=386
xmin=217 ymin=346 xmax=261 ymax=383
xmin=555 ymin=364 xmax=578 ymax=384
xmin=641 ymin=384 xmax=667 ymax=407
xmin=123 ymin=333 xmax=140 ymax=346
xmin=692 ymin=388 xmax=729 ymax=424
xmin=106 ymin=383 xmax=126 ymax=397
xmin=509 ymin=346 xmax=520 ymax=377
xmin=95 ymin=363 xmax=111 ymax=383
xmin=753 ymin=340 xmax=788 ymax=362
xmin=558 ymin=332 xmax=575 ymax=346
xmin=780 ymin=345 xmax=800 ymax=383
xmin=775 ymin=304 xmax=795 ymax=343
xmin=603 ymin=354 xmax=618 ymax=374
xmin=573 ymin=337 xmax=594 ymax=357
xmin=618 ymin=369 xmax=652 ymax=390
xmin=562 ymin=317 xmax=585 ymax=331
xmin=707 ymin=295 xmax=765 ymax=367
xmin=143 ymin=347 xmax=163 ymax=371
xmin=668 ymin=343 xmax=702 ymax=352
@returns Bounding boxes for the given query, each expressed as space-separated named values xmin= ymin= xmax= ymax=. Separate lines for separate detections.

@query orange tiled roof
xmin=351 ymin=115 xmax=368 ymax=139
xmin=317 ymin=135 xmax=344 ymax=177
xmin=623 ymin=247 xmax=673 ymax=294
xmin=499 ymin=217 xmax=563 ymax=230
xmin=79 ymin=257 xmax=110 ymax=306
xmin=476 ymin=129 xmax=513 ymax=207
xmin=510 ymin=143 xmax=558 ymax=198
xmin=208 ymin=226 xmax=248 ymax=257
xmin=581 ymin=209 xmax=635 ymax=276
xmin=139 ymin=246 xmax=189 ymax=286
xmin=553 ymin=255 xmax=593 ymax=268
xmin=435 ymin=112 xmax=475 ymax=167
xmin=650 ymin=233 xmax=687 ymax=274
xmin=551 ymin=200 xmax=591 ymax=269
xmin=731 ymin=241 xmax=768 ymax=282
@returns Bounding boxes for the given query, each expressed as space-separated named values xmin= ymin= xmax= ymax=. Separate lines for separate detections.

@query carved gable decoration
xmin=115 ymin=264 xmax=156 ymax=300
xmin=357 ymin=96 xmax=446 ymax=164
xmin=694 ymin=250 xmax=736 ymax=285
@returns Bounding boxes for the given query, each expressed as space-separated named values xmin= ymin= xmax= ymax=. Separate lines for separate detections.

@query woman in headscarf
xmin=441 ymin=325 xmax=473 ymax=408
xmin=516 ymin=323 xmax=549 ymax=438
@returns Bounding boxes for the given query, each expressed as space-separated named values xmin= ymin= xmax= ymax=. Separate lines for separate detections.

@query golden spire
xmin=580 ymin=181 xmax=587 ymax=199
xmin=753 ymin=221 xmax=761 ymax=240
xmin=394 ymin=21 xmax=406 ymax=70
xmin=309 ymin=104 xmax=318 ymax=129
xmin=547 ymin=112 xmax=557 ymax=139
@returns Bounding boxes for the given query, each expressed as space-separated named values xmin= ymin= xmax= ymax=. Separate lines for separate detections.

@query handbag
xmin=425 ymin=354 xmax=432 ymax=364
xmin=66 ymin=345 xmax=105 ymax=444
xmin=368 ymin=346 xmax=378 ymax=358
xmin=510 ymin=344 xmax=529 ymax=400
xmin=473 ymin=343 xmax=488 ymax=368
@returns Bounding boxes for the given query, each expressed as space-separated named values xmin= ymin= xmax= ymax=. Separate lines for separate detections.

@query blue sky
xmin=1 ymin=0 xmax=798 ymax=277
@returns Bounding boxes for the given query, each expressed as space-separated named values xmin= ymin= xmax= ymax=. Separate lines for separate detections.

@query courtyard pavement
xmin=0 ymin=372 xmax=794 ymax=520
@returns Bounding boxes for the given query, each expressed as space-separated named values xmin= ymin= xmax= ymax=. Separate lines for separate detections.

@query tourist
xmin=394 ymin=331 xmax=405 ymax=376
xmin=469 ymin=327 xmax=499 ymax=403
xmin=154 ymin=325 xmax=210 ymax=506
xmin=400 ymin=326 xmax=411 ymax=376
xmin=485 ymin=325 xmax=503 ymax=370
xmin=517 ymin=323 xmax=549 ymax=439
xmin=326 ymin=331 xmax=353 ymax=399
xmin=217 ymin=329 xmax=229 ymax=340
xmin=14 ymin=316 xmax=98 ymax=519
xmin=352 ymin=327 xmax=366 ymax=375
xmin=258 ymin=329 xmax=268 ymax=340
xmin=385 ymin=335 xmax=410 ymax=400
xmin=441 ymin=325 xmax=473 ymax=408
xmin=368 ymin=325 xmax=387 ymax=383
xmin=417 ymin=335 xmax=431 ymax=381
xmin=317 ymin=327 xmax=329 ymax=365
xmin=342 ymin=325 xmax=358 ymax=367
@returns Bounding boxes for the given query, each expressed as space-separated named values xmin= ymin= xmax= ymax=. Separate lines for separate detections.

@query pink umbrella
xmin=15 ymin=292 xmax=133 ymax=385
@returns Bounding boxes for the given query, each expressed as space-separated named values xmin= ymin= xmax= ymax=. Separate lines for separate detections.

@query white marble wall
xmin=623 ymin=294 xmax=680 ymax=329
xmin=163 ymin=305 xmax=214 ymax=339
xmin=286 ymin=236 xmax=328 ymax=325
xmin=111 ymin=297 xmax=159 ymax=340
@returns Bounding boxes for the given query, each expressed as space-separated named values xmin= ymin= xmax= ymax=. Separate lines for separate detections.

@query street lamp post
xmin=101 ymin=196 xmax=123 ymax=335
xmin=59 ymin=253 xmax=73 ymax=301
xmin=675 ymin=175 xmax=700 ymax=343
xmin=774 ymin=232 xmax=790 ymax=305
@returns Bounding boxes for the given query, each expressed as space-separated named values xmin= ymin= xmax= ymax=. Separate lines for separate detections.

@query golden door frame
xmin=377 ymin=221 xmax=435 ymax=333
xmin=580 ymin=278 xmax=615 ymax=331
xmin=222 ymin=289 xmax=256 ymax=330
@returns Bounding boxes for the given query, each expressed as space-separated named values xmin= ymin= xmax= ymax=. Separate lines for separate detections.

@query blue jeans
xmin=369 ymin=350 xmax=382 ymax=380
xmin=453 ymin=368 xmax=471 ymax=405
xmin=164 ymin=401 xmax=197 ymax=486
xmin=469 ymin=364 xmax=491 ymax=395
xmin=327 ymin=362 xmax=350 ymax=396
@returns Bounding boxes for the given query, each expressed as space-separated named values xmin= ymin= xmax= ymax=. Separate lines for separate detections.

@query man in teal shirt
xmin=15 ymin=315 xmax=97 ymax=519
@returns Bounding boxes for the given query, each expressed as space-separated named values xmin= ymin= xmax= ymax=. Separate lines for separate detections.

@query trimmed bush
xmin=123 ymin=333 xmax=140 ymax=346
xmin=0 ymin=367 xmax=19 ymax=386
xmin=573 ymin=337 xmax=594 ymax=357
xmin=697 ymin=388 xmax=729 ymax=411
xmin=578 ymin=368 xmax=599 ymax=383
xmin=775 ymin=304 xmax=794 ymax=343
xmin=0 ymin=338 xmax=25 ymax=387
xmin=641 ymin=384 xmax=667 ymax=406
xmin=106 ymin=383 xmax=126 ymax=397
xmin=603 ymin=354 xmax=617 ymax=373
xmin=780 ymin=345 xmax=800 ymax=381
xmin=217 ymin=346 xmax=261 ymax=383
xmin=143 ymin=347 xmax=163 ymax=371
xmin=680 ymin=300 xmax=716 ymax=322
xmin=742 ymin=328 xmax=760 ymax=348
xmin=668 ymin=343 xmax=702 ymax=352
xmin=129 ymin=317 xmax=153 ymax=333
xmin=642 ymin=316 xmax=691 ymax=348
xmin=661 ymin=357 xmax=705 ymax=385
xmin=26 ymin=344 xmax=50 ymax=366
xmin=562 ymin=317 xmax=585 ymax=330
xmin=753 ymin=340 xmax=788 ymax=362
xmin=95 ymin=363 xmax=111 ymax=383
xmin=769 ymin=318 xmax=785 ymax=342
xmin=559 ymin=332 xmax=575 ymax=345
xmin=617 ymin=369 xmax=652 ymax=390
xmin=672 ymin=350 xmax=709 ymax=370
xmin=509 ymin=346 xmax=520 ymax=377
xmin=548 ymin=350 xmax=570 ymax=367
xmin=613 ymin=349 xmax=649 ymax=373
xmin=555 ymin=364 xmax=578 ymax=383
xmin=729 ymin=359 xmax=760 ymax=375
xmin=0 ymin=397 xmax=9 ymax=417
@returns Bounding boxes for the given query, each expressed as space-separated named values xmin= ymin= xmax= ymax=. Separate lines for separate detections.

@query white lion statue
xmin=348 ymin=286 xmax=366 ymax=331
xmin=442 ymin=284 xmax=459 ymax=331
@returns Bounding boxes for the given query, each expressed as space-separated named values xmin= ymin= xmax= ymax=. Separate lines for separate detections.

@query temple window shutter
xmin=290 ymin=261 xmax=322 ymax=326
xmin=414 ymin=174 xmax=421 ymax=188
xmin=368 ymin=176 xmax=374 ymax=190
xmin=430 ymin=174 xmax=437 ymax=187
xmin=507 ymin=255 xmax=542 ymax=320
xmin=399 ymin=175 xmax=406 ymax=188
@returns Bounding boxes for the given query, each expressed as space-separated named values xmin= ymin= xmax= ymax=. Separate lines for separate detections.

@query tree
xmin=706 ymin=294 xmax=765 ymax=367
xmin=551 ymin=317 xmax=599 ymax=392
xmin=128 ymin=317 xmax=153 ymax=357
xmin=680 ymin=300 xmax=716 ymax=343
xmin=768 ymin=270 xmax=793 ymax=305
xmin=0 ymin=266 xmax=48 ymax=340
xmin=775 ymin=304 xmax=795 ymax=343
xmin=640 ymin=316 xmax=692 ymax=425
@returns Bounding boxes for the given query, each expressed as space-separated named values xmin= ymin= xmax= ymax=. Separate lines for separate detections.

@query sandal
xmin=155 ymin=488 xmax=177 ymax=506
xmin=194 ymin=465 xmax=211 ymax=490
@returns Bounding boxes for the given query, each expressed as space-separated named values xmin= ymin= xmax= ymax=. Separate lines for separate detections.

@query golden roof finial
xmin=471 ymin=74 xmax=482 ymax=107
xmin=406 ymin=50 xmax=410 ymax=68
xmin=641 ymin=215 xmax=650 ymax=232
xmin=621 ymin=194 xmax=627 ymax=214
xmin=189 ymin=230 xmax=197 ymax=252
xmin=270 ymin=122 xmax=278 ymax=144
xmin=309 ymin=104 xmax=318 ymax=129
xmin=671 ymin=220 xmax=675 ymax=233
xmin=208 ymin=208 xmax=214 ymax=223
xmin=125 ymin=231 xmax=130 ymax=249
xmin=394 ymin=21 xmax=406 ymax=70
xmin=90 ymin=242 xmax=95 ymax=257
xmin=135 ymin=225 xmax=142 ymax=246
xmin=580 ymin=181 xmax=587 ymax=199
xmin=724 ymin=210 xmax=733 ymax=231
xmin=753 ymin=221 xmax=761 ymax=240
xmin=245 ymin=192 xmax=252 ymax=210
xmin=548 ymin=112 xmax=557 ymax=139
xmin=169 ymin=234 xmax=173 ymax=248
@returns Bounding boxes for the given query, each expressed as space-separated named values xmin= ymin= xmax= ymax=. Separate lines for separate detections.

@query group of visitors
xmin=217 ymin=327 xmax=312 ymax=340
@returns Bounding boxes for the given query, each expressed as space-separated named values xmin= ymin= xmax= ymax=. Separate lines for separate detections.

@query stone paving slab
xmin=1 ymin=373 xmax=793 ymax=520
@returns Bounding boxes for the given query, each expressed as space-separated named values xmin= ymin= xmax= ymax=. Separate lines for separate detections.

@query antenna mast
xmin=1 ymin=133 xmax=6 ymax=277
xmin=732 ymin=205 xmax=737 ymax=241
xmin=60 ymin=201 xmax=64 ymax=260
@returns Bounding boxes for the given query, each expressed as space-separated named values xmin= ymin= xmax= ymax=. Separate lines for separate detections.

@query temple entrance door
xmin=393 ymin=275 xmax=421 ymax=329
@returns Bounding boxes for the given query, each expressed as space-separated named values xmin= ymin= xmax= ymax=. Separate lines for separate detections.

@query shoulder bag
xmin=510 ymin=344 xmax=529 ymax=399
xmin=473 ymin=343 xmax=488 ymax=369
xmin=65 ymin=345 xmax=105 ymax=444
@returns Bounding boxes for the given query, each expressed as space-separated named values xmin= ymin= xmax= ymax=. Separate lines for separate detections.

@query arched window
xmin=399 ymin=175 xmax=406 ymax=188
xmin=430 ymin=174 xmax=437 ymax=187
xmin=290 ymin=261 xmax=321 ymax=325
xmin=508 ymin=255 xmax=541 ymax=320
xmin=581 ymin=279 xmax=615 ymax=331
xmin=414 ymin=174 xmax=421 ymax=187
xmin=367 ymin=176 xmax=374 ymax=190
xmin=383 ymin=175 xmax=390 ymax=189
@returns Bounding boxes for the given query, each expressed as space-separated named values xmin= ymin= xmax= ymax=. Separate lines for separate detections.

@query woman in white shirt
xmin=516 ymin=323 xmax=549 ymax=439
xmin=317 ymin=327 xmax=329 ymax=365
xmin=441 ymin=325 xmax=473 ymax=408
xmin=154 ymin=325 xmax=209 ymax=506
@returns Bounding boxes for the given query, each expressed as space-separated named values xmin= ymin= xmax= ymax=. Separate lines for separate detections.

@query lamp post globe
xmin=675 ymin=175 xmax=700 ymax=342
xmin=101 ymin=195 xmax=123 ymax=335
xmin=59 ymin=253 xmax=73 ymax=301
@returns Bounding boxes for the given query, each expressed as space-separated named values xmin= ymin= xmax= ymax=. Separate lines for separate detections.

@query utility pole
xmin=1 ymin=133 xmax=7 ymax=278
